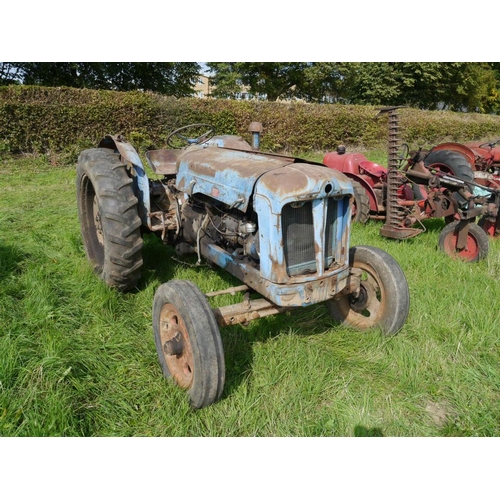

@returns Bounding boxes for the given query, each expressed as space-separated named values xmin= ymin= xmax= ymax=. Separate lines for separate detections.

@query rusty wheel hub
xmin=348 ymin=271 xmax=381 ymax=320
xmin=443 ymin=232 xmax=479 ymax=261
xmin=159 ymin=304 xmax=194 ymax=389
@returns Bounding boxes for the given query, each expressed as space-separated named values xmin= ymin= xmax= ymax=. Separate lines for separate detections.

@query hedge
xmin=2 ymin=85 xmax=500 ymax=155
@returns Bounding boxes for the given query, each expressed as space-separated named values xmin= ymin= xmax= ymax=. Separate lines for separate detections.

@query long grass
xmin=1 ymin=151 xmax=500 ymax=437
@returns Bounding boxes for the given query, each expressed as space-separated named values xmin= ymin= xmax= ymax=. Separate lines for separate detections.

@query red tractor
xmin=322 ymin=107 xmax=500 ymax=262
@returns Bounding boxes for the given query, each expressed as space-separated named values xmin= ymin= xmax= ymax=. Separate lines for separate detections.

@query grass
xmin=1 ymin=150 xmax=500 ymax=437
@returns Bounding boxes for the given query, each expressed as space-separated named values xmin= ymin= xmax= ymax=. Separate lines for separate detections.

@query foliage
xmin=235 ymin=62 xmax=311 ymax=102
xmin=2 ymin=63 xmax=201 ymax=97
xmin=3 ymin=86 xmax=500 ymax=156
xmin=448 ymin=63 xmax=499 ymax=113
xmin=0 ymin=63 xmax=21 ymax=85
xmin=206 ymin=62 xmax=500 ymax=112
xmin=2 ymin=154 xmax=500 ymax=437
xmin=3 ymin=62 xmax=500 ymax=112
xmin=301 ymin=62 xmax=353 ymax=103
xmin=207 ymin=62 xmax=350 ymax=102
xmin=346 ymin=63 xmax=500 ymax=113
xmin=204 ymin=62 xmax=244 ymax=99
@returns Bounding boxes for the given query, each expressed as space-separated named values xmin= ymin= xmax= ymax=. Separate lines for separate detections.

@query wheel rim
xmin=159 ymin=304 xmax=194 ymax=389
xmin=342 ymin=266 xmax=384 ymax=329
xmin=81 ymin=174 xmax=104 ymax=266
xmin=442 ymin=230 xmax=480 ymax=261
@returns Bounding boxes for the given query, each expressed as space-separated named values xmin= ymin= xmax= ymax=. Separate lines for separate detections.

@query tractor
xmin=323 ymin=107 xmax=500 ymax=263
xmin=76 ymin=123 xmax=410 ymax=409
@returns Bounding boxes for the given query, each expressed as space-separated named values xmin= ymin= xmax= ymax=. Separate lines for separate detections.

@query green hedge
xmin=2 ymin=85 xmax=500 ymax=155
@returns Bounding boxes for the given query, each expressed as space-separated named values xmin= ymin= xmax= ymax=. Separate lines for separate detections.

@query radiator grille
xmin=283 ymin=199 xmax=338 ymax=277
xmin=324 ymin=197 xmax=337 ymax=259
xmin=283 ymin=202 xmax=316 ymax=276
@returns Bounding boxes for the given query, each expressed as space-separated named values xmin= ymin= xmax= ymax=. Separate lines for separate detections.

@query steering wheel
xmin=478 ymin=139 xmax=500 ymax=150
xmin=166 ymin=123 xmax=215 ymax=149
xmin=396 ymin=143 xmax=411 ymax=168
xmin=399 ymin=143 xmax=410 ymax=161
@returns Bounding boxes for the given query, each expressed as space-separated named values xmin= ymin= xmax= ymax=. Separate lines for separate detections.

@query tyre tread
xmin=351 ymin=179 xmax=370 ymax=223
xmin=327 ymin=245 xmax=410 ymax=335
xmin=76 ymin=148 xmax=143 ymax=291
xmin=438 ymin=221 xmax=489 ymax=262
xmin=152 ymin=280 xmax=225 ymax=409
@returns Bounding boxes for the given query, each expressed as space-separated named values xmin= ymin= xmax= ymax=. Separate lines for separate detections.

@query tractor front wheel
xmin=438 ymin=221 xmax=489 ymax=262
xmin=77 ymin=148 xmax=144 ymax=291
xmin=327 ymin=246 xmax=410 ymax=335
xmin=153 ymin=280 xmax=225 ymax=409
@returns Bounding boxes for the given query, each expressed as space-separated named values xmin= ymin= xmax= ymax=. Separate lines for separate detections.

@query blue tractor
xmin=76 ymin=123 xmax=410 ymax=408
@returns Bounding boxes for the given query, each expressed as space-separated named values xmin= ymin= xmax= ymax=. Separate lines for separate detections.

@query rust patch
xmin=180 ymin=147 xmax=292 ymax=179
xmin=258 ymin=164 xmax=350 ymax=198
xmin=159 ymin=303 xmax=194 ymax=389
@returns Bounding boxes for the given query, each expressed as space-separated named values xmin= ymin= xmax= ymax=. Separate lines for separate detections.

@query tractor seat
xmin=145 ymin=149 xmax=180 ymax=175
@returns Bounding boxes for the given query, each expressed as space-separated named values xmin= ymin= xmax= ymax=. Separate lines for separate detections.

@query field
xmin=1 ymin=151 xmax=500 ymax=437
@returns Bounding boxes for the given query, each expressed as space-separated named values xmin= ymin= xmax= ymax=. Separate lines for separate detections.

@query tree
xmin=238 ymin=62 xmax=309 ymax=101
xmin=207 ymin=62 xmax=353 ymax=102
xmin=4 ymin=61 xmax=500 ymax=113
xmin=0 ymin=62 xmax=22 ymax=84
xmin=2 ymin=63 xmax=202 ymax=96
xmin=98 ymin=63 xmax=202 ymax=96
xmin=301 ymin=62 xmax=356 ymax=103
xmin=444 ymin=63 xmax=499 ymax=113
xmin=342 ymin=62 xmax=500 ymax=112
xmin=204 ymin=63 xmax=244 ymax=99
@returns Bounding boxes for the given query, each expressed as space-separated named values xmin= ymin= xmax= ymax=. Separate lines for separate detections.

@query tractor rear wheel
xmin=77 ymin=148 xmax=143 ymax=291
xmin=153 ymin=280 xmax=225 ymax=409
xmin=351 ymin=180 xmax=370 ymax=223
xmin=424 ymin=150 xmax=474 ymax=206
xmin=326 ymin=246 xmax=410 ymax=335
xmin=438 ymin=221 xmax=489 ymax=262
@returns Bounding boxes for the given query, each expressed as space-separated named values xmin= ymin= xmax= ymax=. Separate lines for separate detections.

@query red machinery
xmin=323 ymin=107 xmax=500 ymax=262
xmin=426 ymin=139 xmax=500 ymax=236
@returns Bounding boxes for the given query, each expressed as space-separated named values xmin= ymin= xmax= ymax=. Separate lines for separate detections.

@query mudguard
xmin=323 ymin=152 xmax=383 ymax=213
xmin=98 ymin=135 xmax=151 ymax=228
xmin=429 ymin=142 xmax=476 ymax=169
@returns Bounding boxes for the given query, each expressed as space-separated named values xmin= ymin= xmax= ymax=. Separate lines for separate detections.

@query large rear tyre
xmin=351 ymin=180 xmax=370 ymax=223
xmin=153 ymin=280 xmax=225 ymax=409
xmin=326 ymin=246 xmax=410 ymax=335
xmin=438 ymin=221 xmax=489 ymax=262
xmin=77 ymin=148 xmax=143 ymax=291
xmin=424 ymin=150 xmax=474 ymax=206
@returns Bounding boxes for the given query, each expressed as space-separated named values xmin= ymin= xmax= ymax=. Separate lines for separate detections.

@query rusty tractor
xmin=323 ymin=107 xmax=500 ymax=263
xmin=76 ymin=123 xmax=410 ymax=408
